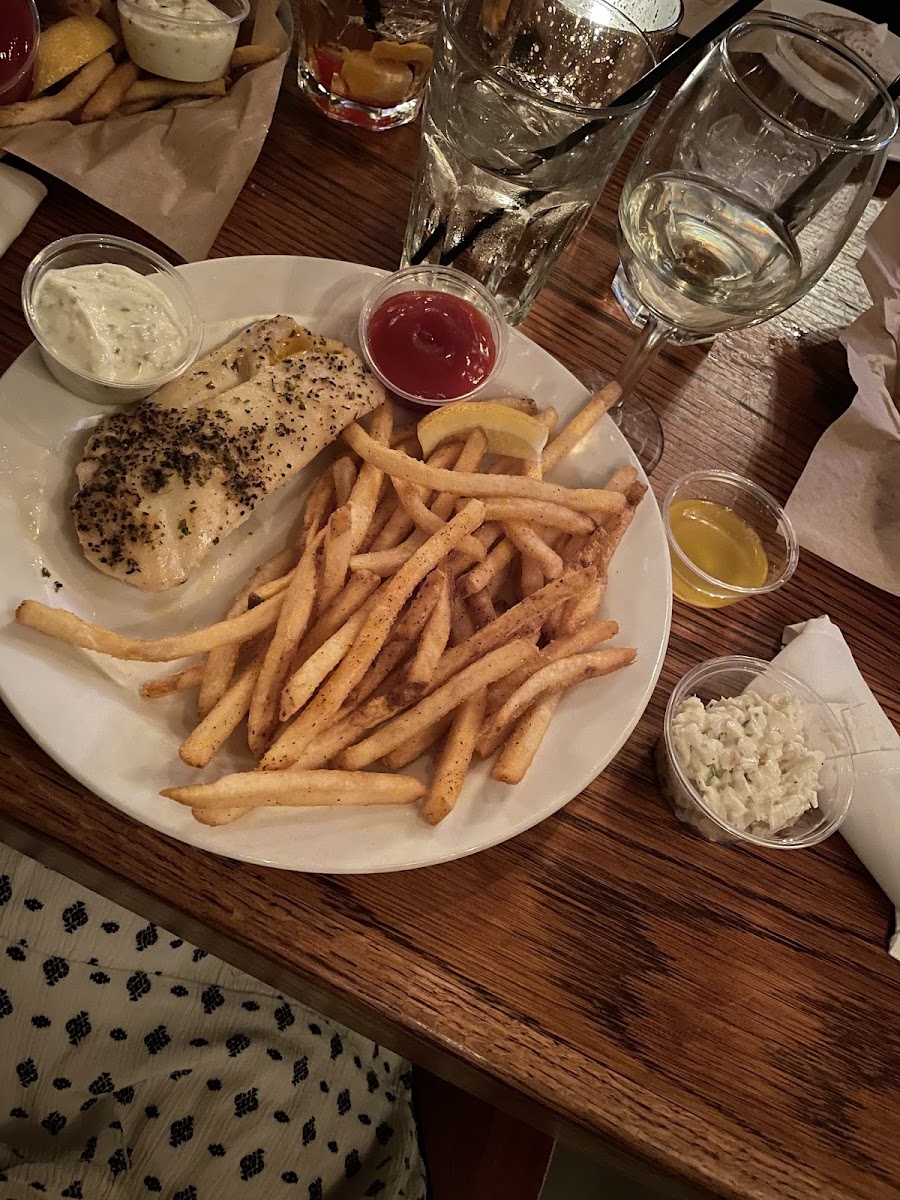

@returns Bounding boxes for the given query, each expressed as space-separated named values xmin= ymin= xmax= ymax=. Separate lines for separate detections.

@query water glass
xmin=296 ymin=0 xmax=438 ymax=129
xmin=402 ymin=0 xmax=657 ymax=324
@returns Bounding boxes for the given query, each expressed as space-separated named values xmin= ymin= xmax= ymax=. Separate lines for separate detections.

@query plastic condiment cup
xmin=658 ymin=656 xmax=854 ymax=848
xmin=0 ymin=0 xmax=39 ymax=106
xmin=118 ymin=0 xmax=250 ymax=83
xmin=358 ymin=265 xmax=509 ymax=411
xmin=664 ymin=469 xmax=799 ymax=608
xmin=22 ymin=234 xmax=203 ymax=407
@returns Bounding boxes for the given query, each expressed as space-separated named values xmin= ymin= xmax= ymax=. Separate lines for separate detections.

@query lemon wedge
xmin=417 ymin=402 xmax=549 ymax=461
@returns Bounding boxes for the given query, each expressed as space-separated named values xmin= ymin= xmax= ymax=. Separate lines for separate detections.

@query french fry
xmin=300 ymin=469 xmax=335 ymax=549
xmin=180 ymin=654 xmax=263 ymax=769
xmin=389 ymin=426 xmax=420 ymax=453
xmin=16 ymin=592 xmax=286 ymax=663
xmin=124 ymin=77 xmax=227 ymax=103
xmin=484 ymin=396 xmax=539 ymax=414
xmin=368 ymin=443 xmax=461 ymax=551
xmin=421 ymin=692 xmax=486 ymax=824
xmin=191 ymin=805 xmax=250 ymax=826
xmin=359 ymin=497 xmax=396 ymax=552
xmin=477 ymin=647 xmax=637 ymax=756
xmin=392 ymin=478 xmax=486 ymax=561
xmin=140 ymin=663 xmax=204 ymax=699
xmin=541 ymin=379 xmax=623 ymax=471
xmin=230 ymin=43 xmax=281 ymax=68
xmin=577 ymin=482 xmax=647 ymax=575
xmin=487 ymin=619 xmax=619 ymax=710
xmin=336 ymin=640 xmax=530 ymax=770
xmin=467 ymin=589 xmax=496 ymax=630
xmin=482 ymin=498 xmax=593 ymax=533
xmin=318 ymin=504 xmax=354 ymax=616
xmin=79 ymin=60 xmax=140 ymax=122
xmin=163 ymin=770 xmax=425 ymax=809
xmin=458 ymin=537 xmax=517 ymax=597
xmin=554 ymin=576 xmax=607 ymax=636
xmin=113 ymin=98 xmax=161 ymax=117
xmin=280 ymin=602 xmax=371 ymax=721
xmin=343 ymin=424 xmax=624 ymax=514
xmin=350 ymin=530 xmax=426 ymax=577
xmin=262 ymin=500 xmax=487 ymax=767
xmin=382 ymin=714 xmax=452 ymax=771
xmin=348 ymin=402 xmax=393 ymax=554
xmin=289 ymin=692 xmax=402 ymax=769
xmin=332 ymin=456 xmax=357 ymax=506
xmin=449 ymin=581 xmax=475 ymax=645
xmin=198 ymin=545 xmax=297 ymax=719
xmin=429 ymin=429 xmax=488 ymax=521
xmin=406 ymin=570 xmax=451 ymax=688
xmin=504 ymin=522 xmax=563 ymax=580
xmin=0 ymin=52 xmax=116 ymax=127
xmin=343 ymin=572 xmax=442 ymax=709
xmin=603 ymin=465 xmax=638 ymax=495
xmin=294 ymin=569 xmax=381 ymax=663
xmin=247 ymin=530 xmax=324 ymax=756
xmin=492 ymin=692 xmax=562 ymax=784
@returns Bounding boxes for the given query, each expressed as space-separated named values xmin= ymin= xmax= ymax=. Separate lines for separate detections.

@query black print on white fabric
xmin=114 ymin=1086 xmax=135 ymax=1105
xmin=62 ymin=902 xmax=88 ymax=933
xmin=126 ymin=971 xmax=152 ymax=1002
xmin=170 ymin=1069 xmax=192 ymax=1081
xmin=80 ymin=1098 xmax=98 ymax=1113
xmin=110 ymin=1028 xmax=128 ymax=1041
xmin=309 ymin=1180 xmax=323 ymax=1200
xmin=364 ymin=1180 xmax=385 ymax=1196
xmin=239 ymin=1148 xmax=265 ymax=1181
xmin=234 ymin=1088 xmax=259 ymax=1118
xmin=208 ymin=1144 xmax=226 ymax=1157
xmin=144 ymin=1025 xmax=171 ymax=1055
xmin=169 ymin=1116 xmax=194 ymax=1148
xmin=101 ymin=921 xmax=119 ymax=933
xmin=171 ymin=985 xmax=189 ymax=998
xmin=191 ymin=948 xmax=207 ymax=963
xmin=274 ymin=1003 xmax=294 ymax=1031
xmin=292 ymin=1057 xmax=308 ymax=1085
xmin=201 ymin=985 xmax=224 ymax=1014
xmin=108 ymin=1147 xmax=129 ymax=1176
xmin=80 ymin=1137 xmax=97 ymax=1163
xmin=88 ymin=1073 xmax=115 ymax=1095
xmin=0 ymin=875 xmax=11 ymax=905
xmin=308 ymin=1023 xmax=321 ymax=1035
xmin=267 ymin=1048 xmax=282 ymax=1061
xmin=173 ymin=1186 xmax=198 ymax=1200
xmin=189 ymin=1037 xmax=207 ymax=1048
xmin=169 ymin=939 xmax=183 ymax=948
xmin=344 ymin=1149 xmax=361 ymax=1178
xmin=145 ymin=1106 xmax=159 ymax=1118
xmin=41 ymin=1111 xmax=67 ymax=1135
xmin=15 ymin=1059 xmax=38 ymax=1087
xmin=90 ymin=971 xmax=111 ymax=985
xmin=302 ymin=1117 xmax=316 ymax=1145
xmin=273 ymin=1110 xmax=290 ymax=1124
xmin=53 ymin=1077 xmax=71 ymax=1090
xmin=23 ymin=897 xmax=43 ymax=911
xmin=337 ymin=1089 xmax=351 ymax=1116
xmin=135 ymin=924 xmax=158 ymax=951
xmin=6 ymin=945 xmax=26 ymax=962
xmin=367 ymin=1070 xmax=380 ymax=1093
xmin=353 ymin=1057 xmax=362 ymax=1069
xmin=61 ymin=1181 xmax=83 ymax=1198
xmin=327 ymin=1141 xmax=338 ymax=1154
xmin=9 ymin=1106 xmax=28 ymax=1118
xmin=281 ymin=1171 xmax=298 ymax=1184
xmin=0 ymin=989 xmax=12 ymax=1018
xmin=143 ymin=1175 xmax=162 ymax=1192
xmin=206 ymin=1079 xmax=222 ymax=1092
xmin=358 ymin=1115 xmax=371 ymax=1126
xmin=330 ymin=1034 xmax=343 ymax=1060
xmin=226 ymin=1033 xmax=251 ymax=1057
xmin=108 ymin=1120 xmax=122 ymax=1131
xmin=242 ymin=1000 xmax=260 ymax=1012
xmin=320 ymin=1082 xmax=330 ymax=1094
xmin=65 ymin=1011 xmax=91 ymax=1045
xmin=375 ymin=1123 xmax=393 ymax=1145
xmin=42 ymin=956 xmax=69 ymax=986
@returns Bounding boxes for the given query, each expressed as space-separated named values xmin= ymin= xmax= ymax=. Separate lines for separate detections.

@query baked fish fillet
xmin=72 ymin=317 xmax=385 ymax=592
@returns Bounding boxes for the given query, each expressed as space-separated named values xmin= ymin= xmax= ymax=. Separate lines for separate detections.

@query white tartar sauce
xmin=118 ymin=0 xmax=242 ymax=83
xmin=32 ymin=264 xmax=189 ymax=385
xmin=670 ymin=691 xmax=825 ymax=835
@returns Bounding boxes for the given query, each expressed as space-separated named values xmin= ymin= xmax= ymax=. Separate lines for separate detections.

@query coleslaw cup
xmin=658 ymin=656 xmax=854 ymax=848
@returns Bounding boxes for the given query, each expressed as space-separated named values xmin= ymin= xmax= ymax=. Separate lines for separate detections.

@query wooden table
xmin=2 ymin=66 xmax=899 ymax=1200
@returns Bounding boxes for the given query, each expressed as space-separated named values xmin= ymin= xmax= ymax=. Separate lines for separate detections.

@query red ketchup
xmin=0 ymin=0 xmax=38 ymax=106
xmin=366 ymin=290 xmax=496 ymax=405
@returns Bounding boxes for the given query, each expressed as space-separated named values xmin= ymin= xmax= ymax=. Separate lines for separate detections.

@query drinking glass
xmin=609 ymin=13 xmax=899 ymax=464
xmin=402 ymin=0 xmax=658 ymax=325
xmin=296 ymin=0 xmax=438 ymax=129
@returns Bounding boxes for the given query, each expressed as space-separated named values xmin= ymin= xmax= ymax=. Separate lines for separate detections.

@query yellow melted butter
xmin=669 ymin=499 xmax=769 ymax=608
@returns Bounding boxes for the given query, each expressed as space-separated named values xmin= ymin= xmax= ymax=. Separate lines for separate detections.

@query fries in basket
xmin=16 ymin=375 xmax=644 ymax=827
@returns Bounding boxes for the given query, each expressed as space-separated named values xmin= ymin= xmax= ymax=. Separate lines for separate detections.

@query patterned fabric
xmin=0 ymin=846 xmax=425 ymax=1200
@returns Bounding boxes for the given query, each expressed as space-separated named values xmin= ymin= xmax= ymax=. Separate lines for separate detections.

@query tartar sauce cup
xmin=118 ymin=0 xmax=250 ymax=84
xmin=658 ymin=656 xmax=854 ymax=849
xmin=22 ymin=234 xmax=203 ymax=407
xmin=358 ymin=265 xmax=509 ymax=411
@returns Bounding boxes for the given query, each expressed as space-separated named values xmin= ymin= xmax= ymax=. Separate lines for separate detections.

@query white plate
xmin=0 ymin=256 xmax=671 ymax=873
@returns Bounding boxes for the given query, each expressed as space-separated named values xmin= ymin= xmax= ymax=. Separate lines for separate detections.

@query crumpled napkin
xmin=0 ymin=161 xmax=46 ymax=258
xmin=784 ymin=187 xmax=900 ymax=598
xmin=775 ymin=614 xmax=900 ymax=957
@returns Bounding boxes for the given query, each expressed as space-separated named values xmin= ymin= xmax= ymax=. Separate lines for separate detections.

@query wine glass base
xmin=572 ymin=368 xmax=665 ymax=477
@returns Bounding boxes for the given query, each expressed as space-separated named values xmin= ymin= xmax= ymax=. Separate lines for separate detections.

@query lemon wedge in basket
xmin=417 ymin=402 xmax=549 ymax=461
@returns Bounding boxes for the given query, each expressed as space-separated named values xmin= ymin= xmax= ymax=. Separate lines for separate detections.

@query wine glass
xmin=608 ymin=12 xmax=899 ymax=470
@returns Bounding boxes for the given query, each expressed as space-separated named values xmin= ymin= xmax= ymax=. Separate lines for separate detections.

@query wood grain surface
xmin=1 ymin=56 xmax=900 ymax=1200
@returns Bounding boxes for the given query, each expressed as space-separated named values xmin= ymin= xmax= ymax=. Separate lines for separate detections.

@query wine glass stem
xmin=615 ymin=315 xmax=672 ymax=401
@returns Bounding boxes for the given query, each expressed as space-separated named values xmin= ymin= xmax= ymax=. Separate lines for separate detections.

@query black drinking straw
xmin=408 ymin=0 xmax=766 ymax=267
xmin=778 ymin=71 xmax=900 ymax=227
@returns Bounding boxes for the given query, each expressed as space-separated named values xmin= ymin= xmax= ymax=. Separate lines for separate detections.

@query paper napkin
xmin=0 ymin=162 xmax=46 ymax=259
xmin=776 ymin=615 xmax=900 ymax=957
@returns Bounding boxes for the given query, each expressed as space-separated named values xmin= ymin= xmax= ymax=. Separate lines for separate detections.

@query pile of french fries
xmin=16 ymin=379 xmax=647 ymax=828
xmin=0 ymin=6 xmax=280 ymax=129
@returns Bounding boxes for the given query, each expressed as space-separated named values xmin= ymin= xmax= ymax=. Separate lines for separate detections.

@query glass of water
xmin=402 ymin=0 xmax=658 ymax=325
